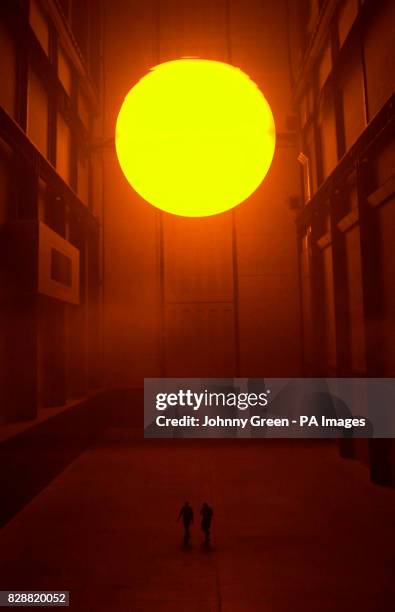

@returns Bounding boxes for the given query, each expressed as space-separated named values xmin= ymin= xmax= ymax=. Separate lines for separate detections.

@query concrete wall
xmin=102 ymin=0 xmax=302 ymax=387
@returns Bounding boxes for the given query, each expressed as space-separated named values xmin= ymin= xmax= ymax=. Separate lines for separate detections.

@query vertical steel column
xmin=225 ymin=0 xmax=241 ymax=376
xmin=156 ymin=0 xmax=167 ymax=376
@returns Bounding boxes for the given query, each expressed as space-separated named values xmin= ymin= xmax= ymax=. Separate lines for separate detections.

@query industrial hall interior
xmin=0 ymin=0 xmax=395 ymax=611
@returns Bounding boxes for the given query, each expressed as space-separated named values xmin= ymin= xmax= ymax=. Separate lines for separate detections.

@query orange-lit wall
xmin=102 ymin=0 xmax=301 ymax=387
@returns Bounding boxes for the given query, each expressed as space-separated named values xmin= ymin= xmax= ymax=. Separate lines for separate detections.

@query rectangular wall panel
xmin=163 ymin=214 xmax=234 ymax=304
xmin=163 ymin=213 xmax=236 ymax=376
xmin=165 ymin=303 xmax=236 ymax=377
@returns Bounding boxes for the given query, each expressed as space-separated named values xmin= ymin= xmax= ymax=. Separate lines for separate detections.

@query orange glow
xmin=115 ymin=58 xmax=276 ymax=217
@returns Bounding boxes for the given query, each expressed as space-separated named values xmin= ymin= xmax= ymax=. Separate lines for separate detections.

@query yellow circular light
xmin=115 ymin=58 xmax=275 ymax=217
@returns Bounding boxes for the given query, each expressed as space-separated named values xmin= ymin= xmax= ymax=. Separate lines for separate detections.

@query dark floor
xmin=0 ymin=431 xmax=394 ymax=611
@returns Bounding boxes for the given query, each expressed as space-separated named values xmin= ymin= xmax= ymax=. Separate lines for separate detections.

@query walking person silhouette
xmin=177 ymin=501 xmax=194 ymax=547
xmin=200 ymin=502 xmax=213 ymax=549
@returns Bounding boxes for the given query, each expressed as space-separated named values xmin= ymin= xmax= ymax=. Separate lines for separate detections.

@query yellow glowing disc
xmin=115 ymin=58 xmax=275 ymax=217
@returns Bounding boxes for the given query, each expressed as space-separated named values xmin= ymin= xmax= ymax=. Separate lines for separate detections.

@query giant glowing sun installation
xmin=115 ymin=58 xmax=275 ymax=217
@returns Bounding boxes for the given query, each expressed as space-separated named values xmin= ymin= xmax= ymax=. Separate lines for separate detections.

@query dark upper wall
xmin=0 ymin=0 xmax=103 ymax=423
xmin=288 ymin=0 xmax=395 ymax=378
